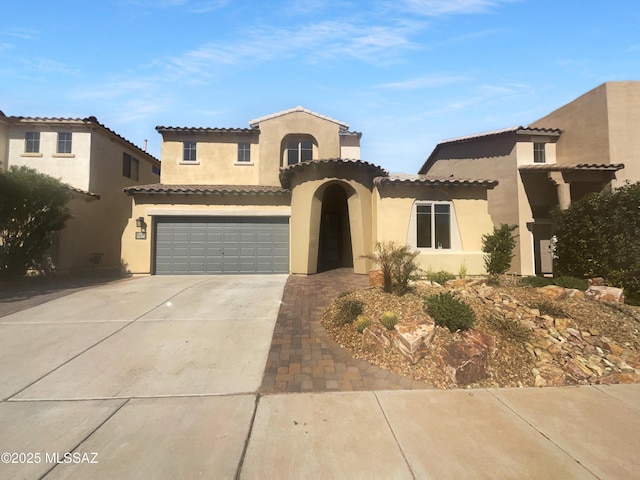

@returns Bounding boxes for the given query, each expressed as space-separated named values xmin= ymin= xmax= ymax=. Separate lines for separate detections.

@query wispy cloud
xmin=399 ymin=0 xmax=515 ymax=16
xmin=379 ymin=73 xmax=468 ymax=89
xmin=0 ymin=27 xmax=37 ymax=40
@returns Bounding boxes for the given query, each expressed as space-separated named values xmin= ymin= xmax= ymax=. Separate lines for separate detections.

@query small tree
xmin=0 ymin=166 xmax=71 ymax=277
xmin=481 ymin=224 xmax=517 ymax=276
xmin=362 ymin=241 xmax=421 ymax=295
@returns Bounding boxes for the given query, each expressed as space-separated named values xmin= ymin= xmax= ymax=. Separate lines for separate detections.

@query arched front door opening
xmin=317 ymin=184 xmax=353 ymax=272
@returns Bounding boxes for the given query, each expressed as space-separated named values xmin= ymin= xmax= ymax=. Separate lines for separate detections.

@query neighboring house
xmin=420 ymin=81 xmax=635 ymax=276
xmin=0 ymin=112 xmax=160 ymax=273
xmin=122 ymin=106 xmax=497 ymax=276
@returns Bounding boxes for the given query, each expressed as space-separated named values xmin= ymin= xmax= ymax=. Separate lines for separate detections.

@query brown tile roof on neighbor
xmin=375 ymin=173 xmax=499 ymax=188
xmin=279 ymin=158 xmax=388 ymax=189
xmin=518 ymin=163 xmax=625 ymax=172
xmin=67 ymin=185 xmax=100 ymax=200
xmin=123 ymin=184 xmax=290 ymax=196
xmin=1 ymin=114 xmax=159 ymax=164
xmin=155 ymin=126 xmax=257 ymax=135
xmin=248 ymin=106 xmax=350 ymax=129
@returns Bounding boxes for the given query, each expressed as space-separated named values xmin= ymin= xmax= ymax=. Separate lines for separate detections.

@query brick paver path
xmin=260 ymin=269 xmax=431 ymax=393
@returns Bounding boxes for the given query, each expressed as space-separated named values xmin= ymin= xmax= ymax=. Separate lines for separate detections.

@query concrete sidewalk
xmin=2 ymin=385 xmax=638 ymax=479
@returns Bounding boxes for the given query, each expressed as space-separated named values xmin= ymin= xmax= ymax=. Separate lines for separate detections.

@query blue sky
xmin=1 ymin=0 xmax=639 ymax=173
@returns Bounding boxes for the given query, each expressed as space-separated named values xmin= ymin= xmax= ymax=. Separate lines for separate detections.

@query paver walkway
xmin=260 ymin=268 xmax=430 ymax=393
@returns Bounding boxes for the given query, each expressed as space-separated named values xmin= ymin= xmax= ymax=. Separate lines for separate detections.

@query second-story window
xmin=57 ymin=132 xmax=72 ymax=154
xmin=25 ymin=132 xmax=40 ymax=153
xmin=123 ymin=153 xmax=139 ymax=181
xmin=183 ymin=141 xmax=197 ymax=162
xmin=287 ymin=140 xmax=313 ymax=166
xmin=533 ymin=143 xmax=546 ymax=163
xmin=237 ymin=143 xmax=251 ymax=163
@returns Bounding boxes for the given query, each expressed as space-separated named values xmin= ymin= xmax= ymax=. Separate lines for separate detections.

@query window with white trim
xmin=25 ymin=132 xmax=40 ymax=153
xmin=183 ymin=141 xmax=197 ymax=162
xmin=416 ymin=203 xmax=452 ymax=249
xmin=533 ymin=143 xmax=546 ymax=163
xmin=286 ymin=140 xmax=313 ymax=166
xmin=57 ymin=132 xmax=72 ymax=154
xmin=237 ymin=142 xmax=251 ymax=162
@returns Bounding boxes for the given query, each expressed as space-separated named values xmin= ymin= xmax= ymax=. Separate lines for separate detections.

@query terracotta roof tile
xmin=124 ymin=183 xmax=290 ymax=195
xmin=518 ymin=163 xmax=624 ymax=172
xmin=375 ymin=174 xmax=498 ymax=188
xmin=279 ymin=158 xmax=388 ymax=189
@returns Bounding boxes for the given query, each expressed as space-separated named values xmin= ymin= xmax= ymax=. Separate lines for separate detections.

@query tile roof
xmin=1 ymin=114 xmax=159 ymax=164
xmin=155 ymin=126 xmax=256 ymax=134
xmin=67 ymin=184 xmax=100 ymax=199
xmin=124 ymin=184 xmax=290 ymax=196
xmin=279 ymin=158 xmax=388 ymax=189
xmin=249 ymin=106 xmax=350 ymax=129
xmin=375 ymin=174 xmax=498 ymax=188
xmin=518 ymin=163 xmax=625 ymax=172
xmin=419 ymin=125 xmax=562 ymax=174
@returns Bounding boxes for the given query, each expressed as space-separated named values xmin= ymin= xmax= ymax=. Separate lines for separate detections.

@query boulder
xmin=585 ymin=285 xmax=625 ymax=304
xmin=588 ymin=277 xmax=606 ymax=287
xmin=393 ymin=321 xmax=435 ymax=364
xmin=362 ymin=323 xmax=392 ymax=350
xmin=369 ymin=269 xmax=384 ymax=287
xmin=537 ymin=285 xmax=569 ymax=300
xmin=438 ymin=330 xmax=494 ymax=386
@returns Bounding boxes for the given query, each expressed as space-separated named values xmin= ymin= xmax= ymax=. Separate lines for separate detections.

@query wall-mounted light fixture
xmin=135 ymin=216 xmax=147 ymax=239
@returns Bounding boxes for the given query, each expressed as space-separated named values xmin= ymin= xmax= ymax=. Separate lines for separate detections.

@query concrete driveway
xmin=0 ymin=275 xmax=286 ymax=479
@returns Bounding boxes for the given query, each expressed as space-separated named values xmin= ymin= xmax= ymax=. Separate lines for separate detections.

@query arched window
xmin=282 ymin=135 xmax=317 ymax=166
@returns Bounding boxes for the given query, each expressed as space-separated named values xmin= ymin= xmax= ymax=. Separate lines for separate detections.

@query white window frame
xmin=237 ymin=142 xmax=251 ymax=163
xmin=533 ymin=142 xmax=546 ymax=163
xmin=286 ymin=139 xmax=313 ymax=166
xmin=407 ymin=201 xmax=462 ymax=251
xmin=25 ymin=131 xmax=40 ymax=153
xmin=57 ymin=132 xmax=72 ymax=154
xmin=183 ymin=141 xmax=197 ymax=162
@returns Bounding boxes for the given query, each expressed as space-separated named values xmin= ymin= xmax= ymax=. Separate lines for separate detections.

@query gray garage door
xmin=155 ymin=216 xmax=289 ymax=274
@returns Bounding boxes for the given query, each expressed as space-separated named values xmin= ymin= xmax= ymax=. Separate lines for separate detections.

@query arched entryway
xmin=317 ymin=184 xmax=353 ymax=272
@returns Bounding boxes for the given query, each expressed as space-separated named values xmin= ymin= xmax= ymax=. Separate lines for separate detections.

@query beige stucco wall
xmin=8 ymin=127 xmax=92 ymax=190
xmin=257 ymin=111 xmax=343 ymax=186
xmin=0 ymin=119 xmax=8 ymax=172
xmin=121 ymin=195 xmax=291 ymax=275
xmin=160 ymin=131 xmax=260 ymax=185
xmin=373 ymin=184 xmax=493 ymax=275
xmin=531 ymin=81 xmax=640 ymax=187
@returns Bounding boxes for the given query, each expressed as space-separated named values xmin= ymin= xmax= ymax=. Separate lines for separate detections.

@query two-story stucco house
xmin=122 ymin=107 xmax=498 ymax=276
xmin=0 ymin=112 xmax=160 ymax=273
xmin=420 ymin=82 xmax=635 ymax=276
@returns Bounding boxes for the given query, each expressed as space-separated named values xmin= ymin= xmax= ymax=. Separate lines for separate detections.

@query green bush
xmin=355 ymin=315 xmax=372 ymax=333
xmin=519 ymin=276 xmax=554 ymax=287
xmin=552 ymin=182 xmax=640 ymax=305
xmin=336 ymin=298 xmax=364 ymax=325
xmin=482 ymin=224 xmax=518 ymax=275
xmin=424 ymin=292 xmax=476 ymax=332
xmin=380 ymin=311 xmax=399 ymax=331
xmin=362 ymin=241 xmax=421 ymax=295
xmin=552 ymin=276 xmax=587 ymax=291
xmin=0 ymin=166 xmax=71 ymax=277
xmin=426 ymin=269 xmax=456 ymax=285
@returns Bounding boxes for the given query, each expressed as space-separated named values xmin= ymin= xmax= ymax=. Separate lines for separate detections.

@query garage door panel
xmin=155 ymin=217 xmax=289 ymax=275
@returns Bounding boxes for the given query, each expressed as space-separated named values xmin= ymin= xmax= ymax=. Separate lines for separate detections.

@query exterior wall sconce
xmin=135 ymin=216 xmax=147 ymax=239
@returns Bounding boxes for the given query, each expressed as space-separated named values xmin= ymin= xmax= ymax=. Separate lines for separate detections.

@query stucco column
xmin=549 ymin=171 xmax=571 ymax=210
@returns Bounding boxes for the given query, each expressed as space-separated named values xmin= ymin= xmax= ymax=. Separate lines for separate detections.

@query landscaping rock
xmin=369 ymin=269 xmax=384 ymax=287
xmin=362 ymin=323 xmax=392 ymax=350
xmin=393 ymin=321 xmax=435 ymax=364
xmin=585 ymin=285 xmax=625 ymax=304
xmin=438 ymin=334 xmax=491 ymax=386
xmin=588 ymin=277 xmax=606 ymax=287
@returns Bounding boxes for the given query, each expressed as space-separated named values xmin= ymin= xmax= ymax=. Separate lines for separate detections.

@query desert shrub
xmin=553 ymin=276 xmax=587 ymax=291
xmin=552 ymin=182 xmax=640 ymax=305
xmin=425 ymin=269 xmax=456 ymax=285
xmin=458 ymin=262 xmax=467 ymax=279
xmin=424 ymin=292 xmax=476 ymax=332
xmin=362 ymin=241 xmax=421 ymax=295
xmin=486 ymin=313 xmax=532 ymax=343
xmin=528 ymin=300 xmax=568 ymax=318
xmin=380 ymin=311 xmax=399 ymax=331
xmin=355 ymin=315 xmax=372 ymax=333
xmin=336 ymin=298 xmax=364 ymax=325
xmin=519 ymin=276 xmax=554 ymax=287
xmin=0 ymin=166 xmax=71 ymax=277
xmin=481 ymin=224 xmax=518 ymax=276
